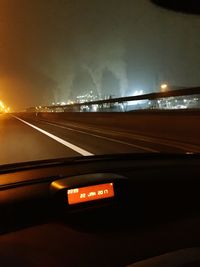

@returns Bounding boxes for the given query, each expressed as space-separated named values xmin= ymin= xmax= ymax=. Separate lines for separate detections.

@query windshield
xmin=0 ymin=0 xmax=200 ymax=166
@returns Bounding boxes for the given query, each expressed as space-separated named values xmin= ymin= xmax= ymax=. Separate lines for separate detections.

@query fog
xmin=1 ymin=0 xmax=200 ymax=109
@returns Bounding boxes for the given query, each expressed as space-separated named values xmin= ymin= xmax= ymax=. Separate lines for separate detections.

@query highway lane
xmin=0 ymin=114 xmax=155 ymax=166
xmin=0 ymin=113 xmax=197 ymax=166
xmin=0 ymin=114 xmax=82 ymax=165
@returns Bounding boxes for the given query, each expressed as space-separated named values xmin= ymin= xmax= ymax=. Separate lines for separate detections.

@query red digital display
xmin=67 ymin=183 xmax=114 ymax=205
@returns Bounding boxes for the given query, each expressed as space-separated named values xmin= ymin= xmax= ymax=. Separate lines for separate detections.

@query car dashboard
xmin=0 ymin=153 xmax=200 ymax=267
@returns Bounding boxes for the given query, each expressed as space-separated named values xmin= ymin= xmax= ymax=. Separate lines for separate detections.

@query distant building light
xmin=92 ymin=105 xmax=98 ymax=112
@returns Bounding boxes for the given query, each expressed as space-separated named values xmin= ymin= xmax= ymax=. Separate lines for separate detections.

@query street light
xmin=0 ymin=100 xmax=5 ymax=109
xmin=160 ymin=83 xmax=168 ymax=92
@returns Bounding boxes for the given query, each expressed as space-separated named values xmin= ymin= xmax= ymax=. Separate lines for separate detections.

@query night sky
xmin=1 ymin=0 xmax=200 ymax=109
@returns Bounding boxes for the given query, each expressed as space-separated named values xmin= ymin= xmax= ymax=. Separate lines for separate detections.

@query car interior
xmin=1 ymin=1 xmax=200 ymax=266
xmin=0 ymin=153 xmax=200 ymax=267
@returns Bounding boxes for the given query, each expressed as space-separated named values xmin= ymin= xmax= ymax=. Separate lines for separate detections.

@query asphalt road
xmin=1 ymin=113 xmax=200 ymax=165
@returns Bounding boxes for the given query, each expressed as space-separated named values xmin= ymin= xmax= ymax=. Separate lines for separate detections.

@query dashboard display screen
xmin=67 ymin=183 xmax=114 ymax=205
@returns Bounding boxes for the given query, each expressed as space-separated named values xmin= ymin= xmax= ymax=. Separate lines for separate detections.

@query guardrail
xmin=27 ymin=87 xmax=200 ymax=112
xmin=48 ymin=87 xmax=200 ymax=108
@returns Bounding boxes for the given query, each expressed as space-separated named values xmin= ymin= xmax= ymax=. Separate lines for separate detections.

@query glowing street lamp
xmin=160 ymin=83 xmax=168 ymax=92
xmin=0 ymin=101 xmax=11 ymax=113
xmin=0 ymin=101 xmax=5 ymax=109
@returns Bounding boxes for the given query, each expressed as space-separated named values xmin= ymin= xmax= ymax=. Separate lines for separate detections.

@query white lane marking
xmin=12 ymin=116 xmax=94 ymax=156
xmin=43 ymin=121 xmax=200 ymax=153
xmin=43 ymin=121 xmax=158 ymax=153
